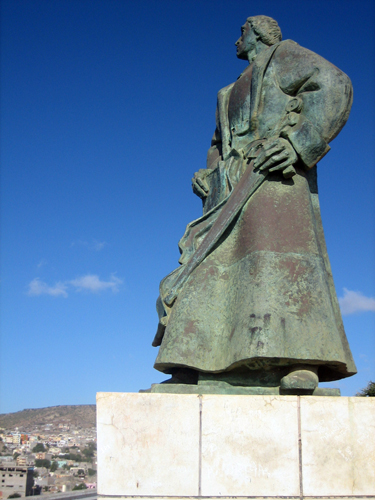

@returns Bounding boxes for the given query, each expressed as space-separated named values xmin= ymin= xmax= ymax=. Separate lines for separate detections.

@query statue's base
xmin=146 ymin=382 xmax=340 ymax=396
xmin=97 ymin=392 xmax=375 ymax=499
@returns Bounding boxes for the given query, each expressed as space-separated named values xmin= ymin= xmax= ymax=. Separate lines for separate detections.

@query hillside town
xmin=0 ymin=418 xmax=97 ymax=498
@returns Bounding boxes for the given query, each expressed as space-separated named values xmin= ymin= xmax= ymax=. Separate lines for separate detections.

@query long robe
xmin=153 ymin=40 xmax=356 ymax=383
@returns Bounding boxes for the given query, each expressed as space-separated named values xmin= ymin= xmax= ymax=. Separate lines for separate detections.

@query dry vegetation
xmin=0 ymin=405 xmax=96 ymax=430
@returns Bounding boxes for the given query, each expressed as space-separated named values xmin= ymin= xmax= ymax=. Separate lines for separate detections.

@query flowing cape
xmin=153 ymin=40 xmax=356 ymax=382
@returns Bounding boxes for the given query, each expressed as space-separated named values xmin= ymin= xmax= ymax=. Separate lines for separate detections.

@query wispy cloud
xmin=70 ymin=274 xmax=122 ymax=293
xmin=27 ymin=278 xmax=68 ymax=298
xmin=92 ymin=240 xmax=107 ymax=251
xmin=339 ymin=288 xmax=375 ymax=315
xmin=70 ymin=239 xmax=107 ymax=251
xmin=27 ymin=274 xmax=122 ymax=297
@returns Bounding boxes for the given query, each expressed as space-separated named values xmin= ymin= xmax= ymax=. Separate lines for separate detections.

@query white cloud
xmin=37 ymin=259 xmax=48 ymax=269
xmin=70 ymin=239 xmax=107 ymax=251
xmin=339 ymin=288 xmax=375 ymax=315
xmin=27 ymin=278 xmax=68 ymax=298
xmin=27 ymin=274 xmax=122 ymax=297
xmin=92 ymin=240 xmax=107 ymax=251
xmin=70 ymin=274 xmax=122 ymax=293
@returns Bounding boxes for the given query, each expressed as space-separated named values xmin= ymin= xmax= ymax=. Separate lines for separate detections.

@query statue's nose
xmin=235 ymin=39 xmax=240 ymax=46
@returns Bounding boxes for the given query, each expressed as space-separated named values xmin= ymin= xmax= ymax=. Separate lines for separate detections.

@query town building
xmin=16 ymin=456 xmax=27 ymax=466
xmin=0 ymin=465 xmax=34 ymax=498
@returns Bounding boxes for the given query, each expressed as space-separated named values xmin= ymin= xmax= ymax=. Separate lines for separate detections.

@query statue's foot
xmin=280 ymin=366 xmax=318 ymax=395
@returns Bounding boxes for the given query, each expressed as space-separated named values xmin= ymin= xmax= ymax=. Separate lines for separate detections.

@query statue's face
xmin=235 ymin=22 xmax=257 ymax=60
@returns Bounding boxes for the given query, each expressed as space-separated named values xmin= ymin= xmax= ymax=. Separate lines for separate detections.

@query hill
xmin=0 ymin=405 xmax=96 ymax=431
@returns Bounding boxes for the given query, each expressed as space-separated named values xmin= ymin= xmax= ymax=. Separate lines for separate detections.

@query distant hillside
xmin=0 ymin=405 xmax=96 ymax=430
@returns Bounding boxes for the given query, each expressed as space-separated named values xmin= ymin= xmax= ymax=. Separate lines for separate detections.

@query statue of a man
xmin=151 ymin=15 xmax=356 ymax=394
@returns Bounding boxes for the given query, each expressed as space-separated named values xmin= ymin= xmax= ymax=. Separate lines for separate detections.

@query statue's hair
xmin=247 ymin=16 xmax=282 ymax=46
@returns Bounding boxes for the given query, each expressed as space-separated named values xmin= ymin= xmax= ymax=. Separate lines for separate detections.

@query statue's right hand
xmin=192 ymin=169 xmax=212 ymax=199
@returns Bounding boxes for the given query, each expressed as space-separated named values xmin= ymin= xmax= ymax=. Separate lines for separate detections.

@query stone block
xmin=300 ymin=396 xmax=375 ymax=496
xmin=97 ymin=393 xmax=375 ymax=499
xmin=96 ymin=392 xmax=200 ymax=496
xmin=200 ymin=395 xmax=299 ymax=496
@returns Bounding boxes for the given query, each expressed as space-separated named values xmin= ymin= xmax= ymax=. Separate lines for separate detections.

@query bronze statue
xmin=151 ymin=15 xmax=356 ymax=395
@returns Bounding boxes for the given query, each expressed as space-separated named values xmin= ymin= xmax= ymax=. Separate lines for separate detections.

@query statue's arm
xmin=206 ymin=121 xmax=223 ymax=170
xmin=274 ymin=41 xmax=353 ymax=169
xmin=192 ymin=107 xmax=223 ymax=199
xmin=248 ymin=42 xmax=352 ymax=178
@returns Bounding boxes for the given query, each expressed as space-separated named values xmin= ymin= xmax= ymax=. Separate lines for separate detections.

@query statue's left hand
xmin=252 ymin=137 xmax=297 ymax=178
xmin=192 ymin=169 xmax=212 ymax=199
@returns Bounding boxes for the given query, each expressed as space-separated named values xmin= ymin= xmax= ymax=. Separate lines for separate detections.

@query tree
xmin=50 ymin=461 xmax=58 ymax=472
xmin=35 ymin=459 xmax=51 ymax=469
xmin=32 ymin=443 xmax=46 ymax=453
xmin=356 ymin=381 xmax=375 ymax=397
xmin=87 ymin=469 xmax=96 ymax=477
xmin=72 ymin=483 xmax=87 ymax=491
xmin=57 ymin=452 xmax=82 ymax=462
xmin=8 ymin=493 xmax=21 ymax=498
xmin=87 ymin=442 xmax=96 ymax=451
xmin=13 ymin=452 xmax=21 ymax=460
xmin=33 ymin=470 xmax=39 ymax=478
xmin=82 ymin=448 xmax=94 ymax=459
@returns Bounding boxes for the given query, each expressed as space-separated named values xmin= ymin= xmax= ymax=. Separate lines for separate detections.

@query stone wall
xmin=97 ymin=393 xmax=375 ymax=499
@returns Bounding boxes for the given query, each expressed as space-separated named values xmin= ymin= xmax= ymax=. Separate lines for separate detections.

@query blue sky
xmin=1 ymin=0 xmax=374 ymax=413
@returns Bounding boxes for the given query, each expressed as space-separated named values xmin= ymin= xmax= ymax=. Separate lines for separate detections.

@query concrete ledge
xmin=99 ymin=498 xmax=373 ymax=500
xmin=97 ymin=393 xmax=375 ymax=499
xmin=20 ymin=492 xmax=97 ymax=500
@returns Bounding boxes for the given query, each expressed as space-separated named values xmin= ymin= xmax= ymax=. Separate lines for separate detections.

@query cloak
xmin=153 ymin=40 xmax=356 ymax=383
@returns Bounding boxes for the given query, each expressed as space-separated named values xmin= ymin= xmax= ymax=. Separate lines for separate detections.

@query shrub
xmin=356 ymin=381 xmax=375 ymax=397
xmin=72 ymin=483 xmax=87 ymax=490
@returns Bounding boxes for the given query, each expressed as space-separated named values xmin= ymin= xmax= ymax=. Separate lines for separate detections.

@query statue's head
xmin=236 ymin=15 xmax=282 ymax=61
xmin=247 ymin=16 xmax=282 ymax=46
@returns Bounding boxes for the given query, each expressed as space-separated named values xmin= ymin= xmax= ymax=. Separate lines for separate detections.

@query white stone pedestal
xmin=97 ymin=392 xmax=375 ymax=500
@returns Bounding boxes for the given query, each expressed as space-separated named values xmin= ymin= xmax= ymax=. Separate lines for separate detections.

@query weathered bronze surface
xmin=151 ymin=15 xmax=356 ymax=395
